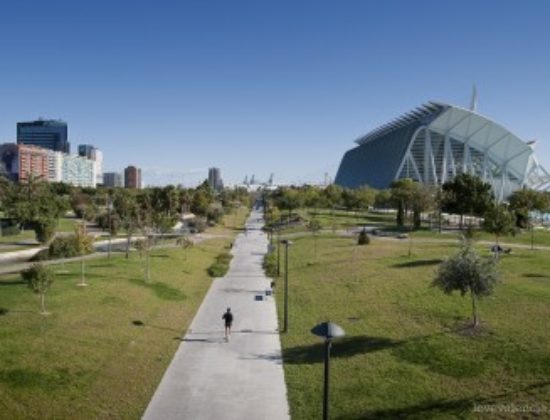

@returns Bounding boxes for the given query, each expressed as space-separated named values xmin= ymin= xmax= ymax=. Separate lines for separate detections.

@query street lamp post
xmin=281 ymin=239 xmax=292 ymax=333
xmin=311 ymin=322 xmax=346 ymax=420
xmin=276 ymin=228 xmax=281 ymax=276
xmin=107 ymin=195 xmax=113 ymax=258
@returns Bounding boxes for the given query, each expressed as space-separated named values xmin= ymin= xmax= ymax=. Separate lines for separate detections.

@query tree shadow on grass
xmin=283 ymin=336 xmax=404 ymax=364
xmin=523 ymin=273 xmax=548 ymax=279
xmin=0 ymin=280 xmax=25 ymax=286
xmin=393 ymin=259 xmax=443 ymax=268
xmin=391 ymin=334 xmax=487 ymax=378
xmin=345 ymin=397 xmax=475 ymax=419
xmin=0 ymin=368 xmax=72 ymax=389
xmin=344 ymin=381 xmax=550 ymax=419
xmin=128 ymin=278 xmax=186 ymax=301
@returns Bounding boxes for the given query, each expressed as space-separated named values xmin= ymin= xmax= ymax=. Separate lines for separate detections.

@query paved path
xmin=143 ymin=208 xmax=290 ymax=420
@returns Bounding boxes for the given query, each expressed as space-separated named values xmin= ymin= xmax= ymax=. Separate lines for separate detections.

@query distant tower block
xmin=208 ymin=167 xmax=224 ymax=191
xmin=250 ymin=174 xmax=256 ymax=185
xmin=268 ymin=173 xmax=274 ymax=186
xmin=243 ymin=175 xmax=249 ymax=185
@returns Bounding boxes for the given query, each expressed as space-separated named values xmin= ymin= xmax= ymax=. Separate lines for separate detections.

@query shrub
xmin=34 ymin=220 xmax=56 ymax=244
xmin=263 ymin=251 xmax=278 ymax=278
xmin=357 ymin=228 xmax=370 ymax=245
xmin=207 ymin=252 xmax=233 ymax=277
xmin=31 ymin=249 xmax=49 ymax=261
xmin=95 ymin=212 xmax=120 ymax=235
xmin=188 ymin=217 xmax=207 ymax=233
xmin=49 ymin=236 xmax=79 ymax=258
xmin=207 ymin=206 xmax=224 ymax=225
xmin=37 ymin=227 xmax=94 ymax=260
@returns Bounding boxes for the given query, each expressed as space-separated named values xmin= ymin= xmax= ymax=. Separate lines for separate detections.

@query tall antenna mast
xmin=469 ymin=84 xmax=478 ymax=112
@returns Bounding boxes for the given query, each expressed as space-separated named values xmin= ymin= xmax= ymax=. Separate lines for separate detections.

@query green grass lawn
xmin=274 ymin=233 xmax=550 ymax=419
xmin=0 ymin=207 xmax=249 ymax=419
xmin=0 ymin=237 xmax=233 ymax=419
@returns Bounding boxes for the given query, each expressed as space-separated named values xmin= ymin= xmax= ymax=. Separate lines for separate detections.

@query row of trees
xmin=1 ymin=177 xmax=252 ymax=314
xmin=0 ymin=177 xmax=251 ymax=245
xmin=264 ymin=174 xmax=550 ymax=238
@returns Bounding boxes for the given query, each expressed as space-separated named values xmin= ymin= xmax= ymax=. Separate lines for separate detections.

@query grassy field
xmin=274 ymin=233 xmax=550 ymax=419
xmin=0 ymin=208 xmax=248 ymax=419
xmin=292 ymin=208 xmax=550 ymax=248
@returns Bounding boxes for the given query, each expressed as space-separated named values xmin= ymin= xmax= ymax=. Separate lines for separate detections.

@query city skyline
xmin=1 ymin=1 xmax=550 ymax=186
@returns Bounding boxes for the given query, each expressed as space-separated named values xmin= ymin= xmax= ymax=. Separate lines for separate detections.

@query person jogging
xmin=222 ymin=308 xmax=233 ymax=341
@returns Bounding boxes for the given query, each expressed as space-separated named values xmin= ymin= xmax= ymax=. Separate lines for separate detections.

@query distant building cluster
xmin=0 ymin=118 xmax=142 ymax=189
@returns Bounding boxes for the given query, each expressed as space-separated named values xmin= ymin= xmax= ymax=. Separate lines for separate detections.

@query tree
xmin=136 ymin=190 xmax=155 ymax=281
xmin=390 ymin=179 xmax=417 ymax=228
xmin=323 ymin=184 xmax=343 ymax=209
xmin=442 ymin=173 xmax=493 ymax=229
xmin=191 ymin=181 xmax=215 ymax=216
xmin=22 ymin=263 xmax=55 ymax=315
xmin=70 ymin=191 xmax=97 ymax=220
xmin=374 ymin=189 xmax=392 ymax=210
xmin=355 ymin=186 xmax=376 ymax=215
xmin=482 ymin=203 xmax=515 ymax=245
xmin=113 ymin=189 xmax=139 ymax=258
xmin=275 ymin=187 xmax=302 ymax=223
xmin=508 ymin=188 xmax=550 ymax=250
xmin=74 ymin=223 xmax=94 ymax=286
xmin=307 ymin=218 xmax=322 ymax=259
xmin=3 ymin=177 xmax=68 ymax=243
xmin=432 ymin=243 xmax=500 ymax=328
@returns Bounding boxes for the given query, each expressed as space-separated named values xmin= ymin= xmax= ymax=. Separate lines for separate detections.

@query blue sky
xmin=1 ymin=0 xmax=549 ymax=186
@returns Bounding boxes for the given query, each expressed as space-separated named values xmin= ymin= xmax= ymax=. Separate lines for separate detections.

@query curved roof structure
xmin=335 ymin=102 xmax=550 ymax=200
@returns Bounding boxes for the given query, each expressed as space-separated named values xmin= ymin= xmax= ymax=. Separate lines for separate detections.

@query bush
xmin=95 ymin=212 xmax=120 ymax=235
xmin=34 ymin=220 xmax=56 ymax=244
xmin=30 ymin=249 xmax=49 ymax=261
xmin=263 ymin=251 xmax=277 ymax=278
xmin=207 ymin=206 xmax=224 ymax=225
xmin=36 ymin=227 xmax=95 ymax=260
xmin=207 ymin=252 xmax=233 ymax=277
xmin=49 ymin=236 xmax=79 ymax=258
xmin=357 ymin=228 xmax=370 ymax=245
xmin=188 ymin=217 xmax=207 ymax=233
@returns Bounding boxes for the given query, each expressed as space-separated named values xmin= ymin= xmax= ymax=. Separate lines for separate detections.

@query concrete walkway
xmin=143 ymin=208 xmax=290 ymax=420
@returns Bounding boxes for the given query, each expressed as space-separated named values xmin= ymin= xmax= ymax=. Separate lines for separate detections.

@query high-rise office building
xmin=17 ymin=119 xmax=70 ymax=153
xmin=78 ymin=144 xmax=103 ymax=185
xmin=103 ymin=172 xmax=123 ymax=188
xmin=208 ymin=167 xmax=223 ymax=191
xmin=124 ymin=165 xmax=142 ymax=189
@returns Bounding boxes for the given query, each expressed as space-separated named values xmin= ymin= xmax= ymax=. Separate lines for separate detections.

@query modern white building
xmin=47 ymin=150 xmax=63 ymax=183
xmin=336 ymin=101 xmax=550 ymax=200
xmin=78 ymin=144 xmax=103 ymax=185
xmin=62 ymin=154 xmax=95 ymax=187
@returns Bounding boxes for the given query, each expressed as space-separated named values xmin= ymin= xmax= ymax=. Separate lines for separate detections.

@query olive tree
xmin=432 ymin=243 xmax=500 ymax=328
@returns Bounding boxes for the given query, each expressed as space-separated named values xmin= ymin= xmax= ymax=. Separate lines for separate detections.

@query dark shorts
xmin=225 ymin=322 xmax=232 ymax=327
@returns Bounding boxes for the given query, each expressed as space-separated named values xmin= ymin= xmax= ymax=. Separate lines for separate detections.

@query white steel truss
xmin=394 ymin=105 xmax=550 ymax=200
